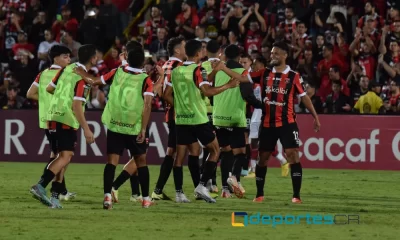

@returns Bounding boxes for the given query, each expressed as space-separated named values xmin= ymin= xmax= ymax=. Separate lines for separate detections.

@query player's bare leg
xmin=285 ymin=148 xmax=302 ymax=203
xmin=103 ymin=154 xmax=120 ymax=209
xmin=253 ymin=151 xmax=271 ymax=202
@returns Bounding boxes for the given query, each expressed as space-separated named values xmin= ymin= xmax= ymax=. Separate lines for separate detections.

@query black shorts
xmin=176 ymin=123 xmax=215 ymax=146
xmin=259 ymin=123 xmax=300 ymax=152
xmin=167 ymin=121 xmax=176 ymax=149
xmin=107 ymin=129 xmax=149 ymax=156
xmin=45 ymin=129 xmax=58 ymax=154
xmin=245 ymin=117 xmax=250 ymax=132
xmin=216 ymin=127 xmax=246 ymax=149
xmin=48 ymin=122 xmax=77 ymax=152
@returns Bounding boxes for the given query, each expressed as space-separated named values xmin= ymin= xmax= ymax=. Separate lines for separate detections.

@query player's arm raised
xmin=137 ymin=77 xmax=154 ymax=143
xmin=72 ymin=80 xmax=94 ymax=144
xmin=296 ymin=74 xmax=321 ymax=132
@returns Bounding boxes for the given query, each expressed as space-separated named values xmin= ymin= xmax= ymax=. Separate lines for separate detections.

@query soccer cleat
xmin=103 ymin=194 xmax=112 ymax=210
xmin=227 ymin=176 xmax=244 ymax=198
xmin=253 ymin=196 xmax=264 ymax=202
xmin=175 ymin=192 xmax=191 ymax=203
xmin=59 ymin=192 xmax=77 ymax=201
xmin=111 ymin=187 xmax=119 ymax=203
xmin=238 ymin=182 xmax=245 ymax=194
xmin=142 ymin=198 xmax=155 ymax=208
xmin=281 ymin=163 xmax=289 ymax=177
xmin=151 ymin=191 xmax=171 ymax=200
xmin=50 ymin=197 xmax=63 ymax=209
xmin=244 ymin=172 xmax=255 ymax=178
xmin=241 ymin=169 xmax=248 ymax=177
xmin=30 ymin=184 xmax=52 ymax=207
xmin=194 ymin=185 xmax=216 ymax=203
xmin=130 ymin=194 xmax=143 ymax=203
xmin=221 ymin=189 xmax=232 ymax=198
xmin=292 ymin=198 xmax=302 ymax=204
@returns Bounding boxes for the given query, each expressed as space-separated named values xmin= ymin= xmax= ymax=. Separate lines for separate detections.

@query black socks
xmin=291 ymin=162 xmax=303 ymax=198
xmin=173 ymin=166 xmax=183 ymax=193
xmin=255 ymin=164 xmax=267 ymax=197
xmin=220 ymin=151 xmax=233 ymax=188
xmin=200 ymin=161 xmax=217 ymax=186
xmin=188 ymin=155 xmax=200 ymax=188
xmin=138 ymin=166 xmax=150 ymax=198
xmin=39 ymin=169 xmax=55 ymax=188
xmin=113 ymin=170 xmax=131 ymax=190
xmin=103 ymin=163 xmax=116 ymax=194
xmin=243 ymin=144 xmax=251 ymax=171
xmin=233 ymin=153 xmax=246 ymax=182
xmin=154 ymin=155 xmax=174 ymax=194
xmin=130 ymin=174 xmax=140 ymax=196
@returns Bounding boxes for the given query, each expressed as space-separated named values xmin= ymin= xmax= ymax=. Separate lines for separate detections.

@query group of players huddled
xmin=27 ymin=37 xmax=321 ymax=209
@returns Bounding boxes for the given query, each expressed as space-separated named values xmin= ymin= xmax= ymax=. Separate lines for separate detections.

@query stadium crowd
xmin=0 ymin=0 xmax=400 ymax=115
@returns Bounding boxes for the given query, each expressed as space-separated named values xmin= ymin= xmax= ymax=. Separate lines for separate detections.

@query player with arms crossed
xmin=27 ymin=45 xmax=77 ymax=201
xmin=29 ymin=44 xmax=98 ymax=208
xmin=164 ymin=40 xmax=246 ymax=203
xmin=250 ymin=41 xmax=321 ymax=203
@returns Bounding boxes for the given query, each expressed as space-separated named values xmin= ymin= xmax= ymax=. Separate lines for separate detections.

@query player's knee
xmin=285 ymin=149 xmax=299 ymax=164
xmin=166 ymin=147 xmax=175 ymax=156
xmin=59 ymin=151 xmax=73 ymax=163
xmin=134 ymin=155 xmax=146 ymax=168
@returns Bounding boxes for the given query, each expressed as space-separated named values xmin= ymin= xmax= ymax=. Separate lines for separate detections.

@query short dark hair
xmin=78 ymin=44 xmax=97 ymax=65
xmin=285 ymin=3 xmax=294 ymax=11
xmin=255 ymin=56 xmax=267 ymax=67
xmin=49 ymin=45 xmax=71 ymax=61
xmin=127 ymin=48 xmax=145 ymax=68
xmin=272 ymin=41 xmax=289 ymax=53
xmin=126 ymin=40 xmax=143 ymax=53
xmin=332 ymin=80 xmax=342 ymax=86
xmin=324 ymin=43 xmax=334 ymax=52
xmin=167 ymin=36 xmax=185 ymax=57
xmin=185 ymin=39 xmax=202 ymax=58
xmin=206 ymin=40 xmax=220 ymax=54
xmin=240 ymin=53 xmax=252 ymax=61
xmin=224 ymin=44 xmax=240 ymax=60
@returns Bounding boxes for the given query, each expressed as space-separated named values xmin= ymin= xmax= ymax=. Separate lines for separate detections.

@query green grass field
xmin=0 ymin=162 xmax=399 ymax=240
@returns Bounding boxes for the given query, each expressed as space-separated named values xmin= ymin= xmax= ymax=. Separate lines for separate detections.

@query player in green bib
xmin=30 ymin=45 xmax=98 ymax=208
xmin=212 ymin=44 xmax=263 ymax=199
xmin=26 ymin=45 xmax=78 ymax=202
xmin=200 ymin=40 xmax=221 ymax=194
xmin=164 ymin=40 xmax=249 ymax=203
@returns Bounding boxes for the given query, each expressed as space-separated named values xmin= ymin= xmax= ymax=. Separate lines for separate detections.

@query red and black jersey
xmin=162 ymin=58 xmax=183 ymax=123
xmin=357 ymin=13 xmax=384 ymax=30
xmin=278 ymin=19 xmax=297 ymax=41
xmin=250 ymin=66 xmax=306 ymax=128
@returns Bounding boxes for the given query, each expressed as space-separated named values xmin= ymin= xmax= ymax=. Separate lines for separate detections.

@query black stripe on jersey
xmin=269 ymin=72 xmax=281 ymax=128
xmin=52 ymin=67 xmax=66 ymax=86
xmin=281 ymin=71 xmax=296 ymax=125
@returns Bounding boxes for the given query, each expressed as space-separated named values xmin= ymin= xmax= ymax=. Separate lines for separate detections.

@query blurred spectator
xmin=239 ymin=53 xmax=252 ymax=72
xmin=0 ymin=12 xmax=25 ymax=58
xmin=239 ymin=3 xmax=266 ymax=55
xmin=79 ymin=7 xmax=102 ymax=47
xmin=144 ymin=5 xmax=168 ymax=47
xmin=52 ymin=5 xmax=78 ymax=42
xmin=296 ymin=49 xmax=317 ymax=87
xmin=1 ymin=84 xmax=31 ymax=110
xmin=313 ymin=34 xmax=325 ymax=64
xmin=60 ymin=30 xmax=81 ymax=62
xmin=350 ymin=74 xmax=369 ymax=106
xmin=299 ymin=82 xmax=323 ymax=114
xmin=149 ymin=27 xmax=168 ymax=56
xmin=353 ymin=81 xmax=384 ymax=114
xmin=0 ymin=0 xmax=26 ymax=21
xmin=24 ymin=0 xmax=43 ymax=25
xmin=198 ymin=0 xmax=219 ymax=39
xmin=221 ymin=1 xmax=243 ymax=38
xmin=89 ymin=50 xmax=109 ymax=77
xmin=195 ymin=24 xmax=211 ymax=42
xmin=30 ymin=10 xmax=50 ymax=46
xmin=105 ymin=45 xmax=121 ymax=70
xmin=277 ymin=3 xmax=297 ymax=41
xmin=86 ymin=85 xmax=106 ymax=109
xmin=175 ymin=0 xmax=199 ymax=40
xmin=37 ymin=29 xmax=58 ymax=71
xmin=385 ymin=79 xmax=400 ymax=113
xmin=9 ymin=52 xmax=37 ymax=97
xmin=12 ymin=31 xmax=35 ymax=56
xmin=98 ymin=0 xmax=120 ymax=52
xmin=324 ymin=80 xmax=352 ymax=114
xmin=328 ymin=65 xmax=350 ymax=96
xmin=357 ymin=1 xmax=384 ymax=30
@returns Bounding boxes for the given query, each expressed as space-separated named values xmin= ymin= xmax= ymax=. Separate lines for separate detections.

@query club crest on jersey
xmin=83 ymin=84 xmax=91 ymax=99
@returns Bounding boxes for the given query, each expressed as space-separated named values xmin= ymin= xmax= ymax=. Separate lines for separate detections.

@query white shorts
xmin=249 ymin=121 xmax=261 ymax=139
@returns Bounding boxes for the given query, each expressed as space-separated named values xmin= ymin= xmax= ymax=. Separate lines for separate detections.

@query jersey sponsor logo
xmin=176 ymin=113 xmax=195 ymax=119
xmin=265 ymin=86 xmax=288 ymax=95
xmin=110 ymin=118 xmax=135 ymax=128
xmin=263 ymin=97 xmax=286 ymax=106
xmin=48 ymin=110 xmax=65 ymax=116
xmin=213 ymin=115 xmax=232 ymax=121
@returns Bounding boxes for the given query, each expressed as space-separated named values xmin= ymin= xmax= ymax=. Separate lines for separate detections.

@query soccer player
xmin=214 ymin=45 xmax=263 ymax=198
xmin=250 ymin=41 xmax=321 ymax=203
xmin=200 ymin=39 xmax=221 ymax=193
xmin=29 ymin=44 xmax=98 ymax=208
xmin=26 ymin=45 xmax=77 ymax=201
xmin=163 ymin=40 xmax=244 ymax=203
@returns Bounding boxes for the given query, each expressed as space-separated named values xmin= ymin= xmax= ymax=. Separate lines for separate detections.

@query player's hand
xmin=136 ymin=130 xmax=146 ymax=143
xmin=119 ymin=52 xmax=126 ymax=62
xmin=313 ymin=118 xmax=321 ymax=133
xmin=84 ymin=129 xmax=95 ymax=144
xmin=155 ymin=65 xmax=164 ymax=76
xmin=227 ymin=78 xmax=240 ymax=88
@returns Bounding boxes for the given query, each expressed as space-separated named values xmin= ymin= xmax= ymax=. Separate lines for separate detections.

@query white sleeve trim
xmin=199 ymin=81 xmax=211 ymax=87
xmin=121 ymin=60 xmax=128 ymax=66
xmin=247 ymin=74 xmax=253 ymax=83
xmin=73 ymin=97 xmax=87 ymax=102
xmin=143 ymin=92 xmax=155 ymax=97
xmin=32 ymin=82 xmax=39 ymax=87
xmin=50 ymin=82 xmax=57 ymax=88
xmin=101 ymin=76 xmax=106 ymax=85
xmin=166 ymin=81 xmax=172 ymax=87
xmin=298 ymin=92 xmax=307 ymax=97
